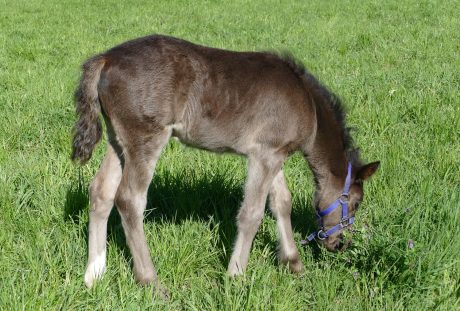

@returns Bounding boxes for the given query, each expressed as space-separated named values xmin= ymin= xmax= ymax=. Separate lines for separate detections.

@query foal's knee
xmin=269 ymin=190 xmax=292 ymax=218
xmin=237 ymin=206 xmax=264 ymax=232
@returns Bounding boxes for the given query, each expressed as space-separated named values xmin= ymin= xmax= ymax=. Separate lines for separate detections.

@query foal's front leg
xmin=228 ymin=154 xmax=284 ymax=276
xmin=269 ymin=170 xmax=303 ymax=273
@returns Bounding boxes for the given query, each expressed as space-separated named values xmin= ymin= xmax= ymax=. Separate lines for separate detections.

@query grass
xmin=1 ymin=0 xmax=459 ymax=309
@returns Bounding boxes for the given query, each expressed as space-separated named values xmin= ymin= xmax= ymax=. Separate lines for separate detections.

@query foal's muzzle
xmin=301 ymin=162 xmax=354 ymax=249
xmin=321 ymin=233 xmax=352 ymax=252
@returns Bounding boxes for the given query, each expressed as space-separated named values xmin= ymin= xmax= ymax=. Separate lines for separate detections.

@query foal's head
xmin=312 ymin=161 xmax=380 ymax=252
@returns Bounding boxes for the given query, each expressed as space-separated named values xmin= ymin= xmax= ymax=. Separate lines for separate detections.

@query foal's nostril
xmin=333 ymin=240 xmax=344 ymax=251
xmin=334 ymin=243 xmax=341 ymax=251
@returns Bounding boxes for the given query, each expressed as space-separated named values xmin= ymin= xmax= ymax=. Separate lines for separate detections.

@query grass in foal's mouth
xmin=1 ymin=0 xmax=459 ymax=310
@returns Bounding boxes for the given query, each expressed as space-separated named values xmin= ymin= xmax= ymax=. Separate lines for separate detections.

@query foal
xmin=71 ymin=35 xmax=379 ymax=290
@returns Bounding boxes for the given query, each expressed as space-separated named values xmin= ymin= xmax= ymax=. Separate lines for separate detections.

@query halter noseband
xmin=304 ymin=162 xmax=354 ymax=243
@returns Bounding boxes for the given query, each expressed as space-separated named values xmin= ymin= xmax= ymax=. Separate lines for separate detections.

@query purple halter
xmin=303 ymin=162 xmax=354 ymax=244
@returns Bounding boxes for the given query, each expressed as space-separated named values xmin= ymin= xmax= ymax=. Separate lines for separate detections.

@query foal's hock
xmin=71 ymin=35 xmax=379 ymax=290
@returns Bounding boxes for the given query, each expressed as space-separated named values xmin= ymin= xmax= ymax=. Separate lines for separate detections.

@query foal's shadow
xmin=64 ymin=168 xmax=321 ymax=268
xmin=144 ymin=169 xmax=243 ymax=265
xmin=290 ymin=198 xmax=323 ymax=259
xmin=64 ymin=171 xmax=88 ymax=224
xmin=63 ymin=168 xmax=244 ymax=266
xmin=144 ymin=169 xmax=322 ymax=263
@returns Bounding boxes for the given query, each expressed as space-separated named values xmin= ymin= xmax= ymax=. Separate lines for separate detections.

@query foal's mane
xmin=273 ymin=52 xmax=361 ymax=165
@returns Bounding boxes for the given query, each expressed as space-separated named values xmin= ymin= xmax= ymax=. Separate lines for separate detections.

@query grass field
xmin=1 ymin=0 xmax=459 ymax=309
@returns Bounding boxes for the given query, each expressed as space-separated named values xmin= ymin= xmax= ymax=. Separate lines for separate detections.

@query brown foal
xmin=71 ymin=35 xmax=379 ymax=292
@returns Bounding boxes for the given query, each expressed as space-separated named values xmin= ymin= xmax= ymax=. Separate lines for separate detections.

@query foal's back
xmin=97 ymin=35 xmax=314 ymax=156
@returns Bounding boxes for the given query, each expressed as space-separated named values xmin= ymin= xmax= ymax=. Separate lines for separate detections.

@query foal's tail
xmin=71 ymin=56 xmax=106 ymax=164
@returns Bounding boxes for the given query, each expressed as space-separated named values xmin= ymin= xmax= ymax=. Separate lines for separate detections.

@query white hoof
xmin=84 ymin=251 xmax=106 ymax=288
xmin=227 ymin=261 xmax=244 ymax=277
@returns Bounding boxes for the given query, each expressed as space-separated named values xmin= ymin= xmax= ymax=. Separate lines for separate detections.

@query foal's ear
xmin=356 ymin=161 xmax=380 ymax=181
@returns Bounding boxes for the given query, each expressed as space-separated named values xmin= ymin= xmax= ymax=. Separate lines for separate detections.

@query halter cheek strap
xmin=303 ymin=162 xmax=354 ymax=243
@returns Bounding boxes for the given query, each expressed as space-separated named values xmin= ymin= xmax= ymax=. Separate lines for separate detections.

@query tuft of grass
xmin=1 ymin=0 xmax=459 ymax=309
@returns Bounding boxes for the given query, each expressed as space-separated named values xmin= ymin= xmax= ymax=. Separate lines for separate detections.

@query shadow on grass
xmin=145 ymin=168 xmax=323 ymax=264
xmin=144 ymin=169 xmax=242 ymax=267
xmin=290 ymin=200 xmax=323 ymax=259
xmin=64 ymin=171 xmax=88 ymax=224
xmin=64 ymin=167 xmax=321 ymax=268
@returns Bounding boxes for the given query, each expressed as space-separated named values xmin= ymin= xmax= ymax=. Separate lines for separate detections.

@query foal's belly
xmin=169 ymin=122 xmax=247 ymax=155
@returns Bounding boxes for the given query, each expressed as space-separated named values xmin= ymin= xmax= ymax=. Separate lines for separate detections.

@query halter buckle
xmin=341 ymin=218 xmax=350 ymax=228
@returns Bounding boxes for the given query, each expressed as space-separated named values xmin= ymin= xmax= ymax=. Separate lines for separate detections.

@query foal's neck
xmin=303 ymin=99 xmax=349 ymax=195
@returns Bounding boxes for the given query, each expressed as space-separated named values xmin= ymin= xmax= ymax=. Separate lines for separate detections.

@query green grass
xmin=1 ymin=0 xmax=459 ymax=309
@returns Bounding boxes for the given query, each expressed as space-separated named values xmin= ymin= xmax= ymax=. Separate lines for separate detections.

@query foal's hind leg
xmin=114 ymin=128 xmax=170 ymax=291
xmin=269 ymin=170 xmax=303 ymax=273
xmin=85 ymin=144 xmax=122 ymax=287
xmin=228 ymin=154 xmax=285 ymax=276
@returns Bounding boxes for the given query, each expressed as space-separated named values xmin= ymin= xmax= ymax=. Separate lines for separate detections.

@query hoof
xmin=280 ymin=253 xmax=304 ymax=274
xmin=84 ymin=253 xmax=106 ymax=288
xmin=287 ymin=257 xmax=304 ymax=274
xmin=135 ymin=271 xmax=170 ymax=300
xmin=134 ymin=268 xmax=157 ymax=286
xmin=227 ymin=261 xmax=244 ymax=277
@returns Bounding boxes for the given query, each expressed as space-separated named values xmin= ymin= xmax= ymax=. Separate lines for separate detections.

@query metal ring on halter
xmin=339 ymin=193 xmax=349 ymax=204
xmin=317 ymin=230 xmax=327 ymax=240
